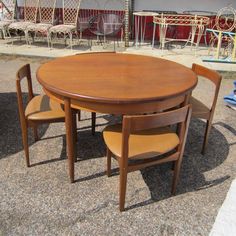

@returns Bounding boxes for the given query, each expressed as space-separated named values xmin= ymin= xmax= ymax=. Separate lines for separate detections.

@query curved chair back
xmin=192 ymin=63 xmax=222 ymax=112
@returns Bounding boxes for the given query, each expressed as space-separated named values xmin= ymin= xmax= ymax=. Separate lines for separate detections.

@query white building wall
xmin=134 ymin=0 xmax=236 ymax=13
xmin=16 ymin=0 xmax=236 ymax=12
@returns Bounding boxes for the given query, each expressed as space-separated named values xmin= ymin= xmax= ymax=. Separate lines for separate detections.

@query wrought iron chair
xmin=103 ymin=105 xmax=192 ymax=211
xmin=78 ymin=0 xmax=100 ymax=39
xmin=89 ymin=0 xmax=125 ymax=49
xmin=49 ymin=0 xmax=81 ymax=49
xmin=0 ymin=0 xmax=16 ymax=39
xmin=26 ymin=0 xmax=56 ymax=47
xmin=9 ymin=0 xmax=39 ymax=44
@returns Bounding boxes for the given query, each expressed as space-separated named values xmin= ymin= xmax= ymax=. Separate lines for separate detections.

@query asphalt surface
xmin=0 ymin=55 xmax=235 ymax=236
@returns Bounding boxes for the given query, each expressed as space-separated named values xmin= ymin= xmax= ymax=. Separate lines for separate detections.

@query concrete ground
xmin=0 ymin=41 xmax=236 ymax=235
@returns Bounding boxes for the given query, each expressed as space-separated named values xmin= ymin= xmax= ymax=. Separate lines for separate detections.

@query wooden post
xmin=124 ymin=0 xmax=130 ymax=47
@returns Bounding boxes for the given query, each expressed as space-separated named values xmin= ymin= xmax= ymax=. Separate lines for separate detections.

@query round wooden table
xmin=37 ymin=52 xmax=198 ymax=183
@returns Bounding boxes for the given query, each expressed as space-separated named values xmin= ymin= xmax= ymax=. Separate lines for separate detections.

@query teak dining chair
xmin=16 ymin=64 xmax=65 ymax=167
xmin=190 ymin=63 xmax=222 ymax=154
xmin=103 ymin=105 xmax=192 ymax=211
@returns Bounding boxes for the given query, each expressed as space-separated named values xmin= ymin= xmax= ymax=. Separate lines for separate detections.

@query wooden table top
xmin=37 ymin=53 xmax=197 ymax=104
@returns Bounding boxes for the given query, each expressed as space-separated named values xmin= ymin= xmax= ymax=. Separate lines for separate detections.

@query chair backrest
xmin=63 ymin=0 xmax=81 ymax=25
xmin=121 ymin=105 xmax=192 ymax=157
xmin=0 ymin=0 xmax=15 ymax=21
xmin=16 ymin=64 xmax=34 ymax=121
xmin=192 ymin=63 xmax=222 ymax=112
xmin=24 ymin=0 xmax=39 ymax=22
xmin=78 ymin=0 xmax=100 ymax=31
xmin=38 ymin=0 xmax=56 ymax=24
xmin=89 ymin=13 xmax=124 ymax=36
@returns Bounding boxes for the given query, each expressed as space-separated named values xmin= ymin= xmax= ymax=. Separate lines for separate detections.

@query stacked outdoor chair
xmin=49 ymin=0 xmax=82 ymax=49
xmin=9 ymin=0 xmax=39 ymax=44
xmin=0 ymin=0 xmax=16 ymax=39
xmin=26 ymin=0 xmax=56 ymax=47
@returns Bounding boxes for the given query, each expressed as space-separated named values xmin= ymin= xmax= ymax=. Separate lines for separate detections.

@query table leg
xmin=64 ymin=98 xmax=75 ymax=183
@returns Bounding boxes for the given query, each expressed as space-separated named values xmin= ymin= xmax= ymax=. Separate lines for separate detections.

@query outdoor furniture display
xmin=9 ymin=0 xmax=39 ymax=44
xmin=0 ymin=0 xmax=16 ymax=39
xmin=78 ymin=0 xmax=100 ymax=39
xmin=49 ymin=0 xmax=82 ymax=49
xmin=152 ymin=13 xmax=210 ymax=49
xmin=36 ymin=53 xmax=198 ymax=183
xmin=16 ymin=64 xmax=65 ymax=167
xmin=203 ymin=6 xmax=236 ymax=63
xmin=190 ymin=63 xmax=222 ymax=154
xmin=133 ymin=11 xmax=159 ymax=47
xmin=103 ymin=105 xmax=192 ymax=211
xmin=26 ymin=0 xmax=56 ymax=47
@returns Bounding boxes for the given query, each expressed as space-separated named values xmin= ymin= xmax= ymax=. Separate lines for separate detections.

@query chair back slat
xmin=38 ymin=0 xmax=56 ymax=24
xmin=192 ymin=63 xmax=222 ymax=87
xmin=63 ymin=0 xmax=81 ymax=25
xmin=24 ymin=0 xmax=39 ymax=22
xmin=124 ymin=105 xmax=191 ymax=133
xmin=192 ymin=63 xmax=222 ymax=112
xmin=1 ymin=0 xmax=15 ymax=21
xmin=16 ymin=64 xmax=34 ymax=121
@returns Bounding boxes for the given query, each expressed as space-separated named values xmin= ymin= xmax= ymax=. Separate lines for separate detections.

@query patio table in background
xmin=133 ymin=11 xmax=159 ymax=47
xmin=36 ymin=52 xmax=198 ymax=183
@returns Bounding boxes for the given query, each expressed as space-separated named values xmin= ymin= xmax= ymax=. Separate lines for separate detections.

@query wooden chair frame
xmin=104 ymin=105 xmax=192 ymax=211
xmin=191 ymin=63 xmax=222 ymax=154
xmin=16 ymin=64 xmax=65 ymax=167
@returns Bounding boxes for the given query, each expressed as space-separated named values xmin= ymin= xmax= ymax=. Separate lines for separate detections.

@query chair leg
xmin=171 ymin=160 xmax=182 ymax=195
xmin=77 ymin=110 xmax=81 ymax=121
xmin=201 ymin=120 xmax=212 ymax=155
xmin=107 ymin=148 xmax=112 ymax=177
xmin=32 ymin=126 xmax=39 ymax=142
xmin=91 ymin=112 xmax=96 ymax=135
xmin=119 ymin=164 xmax=128 ymax=212
xmin=22 ymin=126 xmax=30 ymax=167
xmin=72 ymin=109 xmax=77 ymax=162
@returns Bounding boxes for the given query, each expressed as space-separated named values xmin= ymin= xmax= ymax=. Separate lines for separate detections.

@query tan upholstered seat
xmin=103 ymin=124 xmax=179 ymax=160
xmin=25 ymin=95 xmax=65 ymax=121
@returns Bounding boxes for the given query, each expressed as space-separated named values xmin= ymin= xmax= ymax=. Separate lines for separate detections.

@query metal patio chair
xmin=26 ymin=0 xmax=56 ymax=47
xmin=0 ymin=0 xmax=16 ymax=39
xmin=9 ymin=0 xmax=39 ymax=44
xmin=49 ymin=0 xmax=82 ymax=49
xmin=89 ymin=0 xmax=125 ymax=49
xmin=78 ymin=0 xmax=100 ymax=39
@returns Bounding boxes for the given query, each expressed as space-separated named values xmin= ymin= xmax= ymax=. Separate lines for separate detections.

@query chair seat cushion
xmin=190 ymin=96 xmax=210 ymax=118
xmin=9 ymin=21 xmax=33 ymax=31
xmin=0 ymin=20 xmax=13 ymax=27
xmin=27 ymin=23 xmax=52 ymax=33
xmin=103 ymin=124 xmax=179 ymax=159
xmin=25 ymin=95 xmax=65 ymax=121
xmin=49 ymin=24 xmax=76 ymax=34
